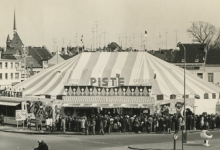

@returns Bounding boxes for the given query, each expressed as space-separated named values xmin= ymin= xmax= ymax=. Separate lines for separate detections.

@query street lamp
xmin=176 ymin=42 xmax=187 ymax=148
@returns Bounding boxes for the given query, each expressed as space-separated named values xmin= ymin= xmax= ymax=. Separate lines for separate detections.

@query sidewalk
xmin=0 ymin=125 xmax=83 ymax=135
xmin=0 ymin=125 xmax=204 ymax=135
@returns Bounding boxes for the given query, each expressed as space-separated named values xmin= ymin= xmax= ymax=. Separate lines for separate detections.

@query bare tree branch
xmin=187 ymin=21 xmax=220 ymax=50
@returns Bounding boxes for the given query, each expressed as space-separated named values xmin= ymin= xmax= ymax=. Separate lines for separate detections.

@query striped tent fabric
xmin=12 ymin=52 xmax=220 ymax=99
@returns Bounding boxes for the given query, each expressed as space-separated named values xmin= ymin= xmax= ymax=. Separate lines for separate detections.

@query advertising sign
xmin=15 ymin=110 xmax=26 ymax=121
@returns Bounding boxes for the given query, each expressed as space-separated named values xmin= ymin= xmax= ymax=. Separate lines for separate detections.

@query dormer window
xmin=181 ymin=59 xmax=185 ymax=63
xmin=195 ymin=59 xmax=199 ymax=62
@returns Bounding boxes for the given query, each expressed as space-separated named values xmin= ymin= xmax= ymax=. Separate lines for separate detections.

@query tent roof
xmin=12 ymin=52 xmax=220 ymax=97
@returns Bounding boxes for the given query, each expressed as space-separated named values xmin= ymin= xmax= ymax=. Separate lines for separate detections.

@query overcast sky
xmin=1 ymin=0 xmax=220 ymax=51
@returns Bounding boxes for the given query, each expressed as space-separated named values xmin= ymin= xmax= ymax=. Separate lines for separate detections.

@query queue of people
xmin=26 ymin=112 xmax=220 ymax=135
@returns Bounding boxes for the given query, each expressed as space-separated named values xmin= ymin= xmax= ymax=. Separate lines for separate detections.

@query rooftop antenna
xmin=95 ymin=21 xmax=98 ymax=51
xmin=118 ymin=34 xmax=121 ymax=47
xmin=141 ymin=34 xmax=143 ymax=51
xmin=175 ymin=29 xmax=178 ymax=46
xmin=166 ymin=29 xmax=167 ymax=49
xmin=103 ymin=31 xmax=106 ymax=48
xmin=133 ymin=34 xmax=135 ymax=49
xmin=159 ymin=32 xmax=161 ymax=50
xmin=92 ymin=28 xmax=94 ymax=51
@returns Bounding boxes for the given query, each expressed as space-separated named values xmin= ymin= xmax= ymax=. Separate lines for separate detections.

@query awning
xmin=0 ymin=101 xmax=20 ymax=106
xmin=62 ymin=103 xmax=153 ymax=108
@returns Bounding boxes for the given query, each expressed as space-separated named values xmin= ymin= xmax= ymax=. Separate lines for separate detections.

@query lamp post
xmin=176 ymin=42 xmax=187 ymax=148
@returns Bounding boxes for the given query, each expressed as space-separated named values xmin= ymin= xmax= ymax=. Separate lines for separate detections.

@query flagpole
xmin=141 ymin=34 xmax=142 ymax=51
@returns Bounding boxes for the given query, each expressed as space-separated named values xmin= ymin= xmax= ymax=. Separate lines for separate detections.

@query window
xmin=5 ymin=62 xmax=8 ymax=69
xmin=0 ymin=62 xmax=2 ymax=69
xmin=15 ymin=62 xmax=19 ymax=69
xmin=11 ymin=73 xmax=13 ymax=79
xmin=15 ymin=73 xmax=19 ymax=79
xmin=208 ymin=73 xmax=214 ymax=82
xmin=11 ymin=62 xmax=13 ymax=69
xmin=0 ymin=73 xmax=2 ymax=79
xmin=170 ymin=94 xmax=176 ymax=99
xmin=197 ymin=73 xmax=203 ymax=79
xmin=204 ymin=93 xmax=209 ymax=99
xmin=5 ymin=73 xmax=8 ymax=79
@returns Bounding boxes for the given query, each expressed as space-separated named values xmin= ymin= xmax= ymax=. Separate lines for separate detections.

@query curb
xmin=0 ymin=127 xmax=205 ymax=135
xmin=0 ymin=129 xmax=84 ymax=135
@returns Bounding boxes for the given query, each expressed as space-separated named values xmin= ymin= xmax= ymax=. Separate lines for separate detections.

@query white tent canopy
xmin=8 ymin=52 xmax=220 ymax=99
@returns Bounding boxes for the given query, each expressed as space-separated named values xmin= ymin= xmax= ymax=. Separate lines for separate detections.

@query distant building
xmin=0 ymin=51 xmax=22 ymax=87
xmin=1 ymin=11 xmax=53 ymax=80
xmin=148 ymin=43 xmax=220 ymax=87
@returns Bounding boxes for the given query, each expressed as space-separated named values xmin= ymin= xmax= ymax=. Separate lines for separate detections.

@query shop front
xmin=0 ymin=97 xmax=26 ymax=125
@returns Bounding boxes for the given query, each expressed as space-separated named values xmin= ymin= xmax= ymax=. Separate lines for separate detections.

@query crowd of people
xmin=28 ymin=111 xmax=220 ymax=135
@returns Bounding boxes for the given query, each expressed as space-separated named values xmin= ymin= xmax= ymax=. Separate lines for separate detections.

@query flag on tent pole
xmin=144 ymin=31 xmax=148 ymax=37
xmin=154 ymin=73 xmax=156 ymax=79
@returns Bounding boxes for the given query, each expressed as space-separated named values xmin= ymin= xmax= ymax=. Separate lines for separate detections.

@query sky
xmin=0 ymin=0 xmax=220 ymax=52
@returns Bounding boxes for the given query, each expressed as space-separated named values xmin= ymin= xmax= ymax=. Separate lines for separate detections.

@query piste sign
xmin=15 ymin=110 xmax=26 ymax=121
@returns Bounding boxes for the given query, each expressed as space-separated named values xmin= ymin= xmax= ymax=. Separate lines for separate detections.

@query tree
xmin=187 ymin=21 xmax=220 ymax=50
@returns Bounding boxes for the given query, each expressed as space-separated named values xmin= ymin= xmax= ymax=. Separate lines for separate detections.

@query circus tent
xmin=5 ymin=52 xmax=219 ymax=99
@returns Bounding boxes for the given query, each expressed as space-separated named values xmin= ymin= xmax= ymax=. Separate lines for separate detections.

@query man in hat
xmin=34 ymin=140 xmax=48 ymax=150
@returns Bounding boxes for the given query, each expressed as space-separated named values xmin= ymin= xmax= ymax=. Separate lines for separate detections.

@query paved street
xmin=1 ymin=130 xmax=220 ymax=150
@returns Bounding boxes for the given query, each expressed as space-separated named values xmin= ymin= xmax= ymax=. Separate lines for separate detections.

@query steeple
xmin=13 ymin=9 xmax=17 ymax=33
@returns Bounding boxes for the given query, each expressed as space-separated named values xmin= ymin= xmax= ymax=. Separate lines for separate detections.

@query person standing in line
xmin=35 ymin=116 xmax=39 ymax=131
xmin=61 ymin=117 xmax=66 ymax=133
xmin=80 ymin=117 xmax=85 ymax=134
xmin=103 ymin=117 xmax=107 ymax=133
xmin=108 ymin=117 xmax=114 ymax=134
xmin=57 ymin=116 xmax=62 ymax=131
xmin=166 ymin=116 xmax=172 ymax=134
xmin=38 ymin=114 xmax=43 ymax=131
xmin=27 ymin=116 xmax=31 ymax=129
xmin=85 ymin=118 xmax=90 ymax=135
xmin=90 ymin=117 xmax=96 ymax=135
xmin=172 ymin=115 xmax=176 ymax=131
xmin=153 ymin=118 xmax=157 ymax=132
xmin=134 ymin=117 xmax=140 ymax=133
xmin=99 ymin=117 xmax=104 ymax=135
xmin=200 ymin=116 xmax=205 ymax=129
xmin=0 ymin=113 xmax=4 ymax=126
xmin=178 ymin=116 xmax=183 ymax=131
